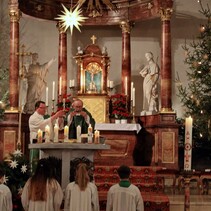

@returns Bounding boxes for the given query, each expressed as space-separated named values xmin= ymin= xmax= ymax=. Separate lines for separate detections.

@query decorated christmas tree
xmin=176 ymin=1 xmax=211 ymax=142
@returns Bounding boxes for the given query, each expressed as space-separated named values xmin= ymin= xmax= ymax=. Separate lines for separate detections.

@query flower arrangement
xmin=0 ymin=149 xmax=31 ymax=210
xmin=109 ymin=94 xmax=131 ymax=119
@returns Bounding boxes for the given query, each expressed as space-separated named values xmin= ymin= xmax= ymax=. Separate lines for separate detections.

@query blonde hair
xmin=75 ymin=163 xmax=90 ymax=191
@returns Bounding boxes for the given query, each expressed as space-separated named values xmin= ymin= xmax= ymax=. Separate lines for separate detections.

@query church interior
xmin=1 ymin=0 xmax=211 ymax=210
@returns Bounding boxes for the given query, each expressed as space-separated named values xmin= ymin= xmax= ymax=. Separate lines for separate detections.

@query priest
xmin=67 ymin=99 xmax=95 ymax=139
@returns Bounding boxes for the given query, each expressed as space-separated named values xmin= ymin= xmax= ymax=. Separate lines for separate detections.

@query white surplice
xmin=0 ymin=184 xmax=12 ymax=211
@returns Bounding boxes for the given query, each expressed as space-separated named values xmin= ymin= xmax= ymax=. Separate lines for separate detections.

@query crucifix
xmin=91 ymin=35 xmax=97 ymax=44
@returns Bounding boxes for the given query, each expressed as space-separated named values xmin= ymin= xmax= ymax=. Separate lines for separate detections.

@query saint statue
xmin=24 ymin=53 xmax=56 ymax=113
xmin=140 ymin=52 xmax=160 ymax=113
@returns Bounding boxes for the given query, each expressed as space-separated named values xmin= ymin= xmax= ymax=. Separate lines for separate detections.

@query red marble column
xmin=160 ymin=8 xmax=173 ymax=112
xmin=8 ymin=0 xmax=21 ymax=110
xmin=120 ymin=21 xmax=133 ymax=109
xmin=57 ymin=23 xmax=67 ymax=99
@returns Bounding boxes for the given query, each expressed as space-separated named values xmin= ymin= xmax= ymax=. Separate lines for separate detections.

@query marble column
xmin=160 ymin=8 xmax=173 ymax=112
xmin=120 ymin=21 xmax=133 ymax=110
xmin=57 ymin=22 xmax=67 ymax=98
xmin=8 ymin=0 xmax=21 ymax=111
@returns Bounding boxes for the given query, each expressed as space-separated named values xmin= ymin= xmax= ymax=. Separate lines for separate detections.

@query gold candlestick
xmin=131 ymin=105 xmax=136 ymax=123
xmin=52 ymin=100 xmax=55 ymax=113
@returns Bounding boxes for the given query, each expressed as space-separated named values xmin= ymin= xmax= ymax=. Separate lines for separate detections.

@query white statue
xmin=77 ymin=46 xmax=83 ymax=55
xmin=24 ymin=53 xmax=56 ymax=113
xmin=140 ymin=52 xmax=160 ymax=113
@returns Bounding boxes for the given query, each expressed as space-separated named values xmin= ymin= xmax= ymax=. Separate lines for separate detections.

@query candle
xmin=64 ymin=125 xmax=69 ymax=142
xmin=37 ymin=129 xmax=43 ymax=143
xmin=132 ymin=87 xmax=135 ymax=106
xmin=94 ymin=130 xmax=100 ymax=144
xmin=54 ymin=123 xmax=59 ymax=142
xmin=52 ymin=81 xmax=55 ymax=100
xmin=59 ymin=76 xmax=62 ymax=95
xmin=88 ymin=124 xmax=93 ymax=144
xmin=72 ymin=79 xmax=75 ymax=87
xmin=184 ymin=116 xmax=193 ymax=171
xmin=45 ymin=125 xmax=50 ymax=142
xmin=107 ymin=79 xmax=110 ymax=88
xmin=46 ymin=87 xmax=48 ymax=106
xmin=110 ymin=81 xmax=114 ymax=88
xmin=63 ymin=98 xmax=66 ymax=110
xmin=131 ymin=82 xmax=134 ymax=101
xmin=77 ymin=125 xmax=81 ymax=143
xmin=125 ymin=77 xmax=128 ymax=95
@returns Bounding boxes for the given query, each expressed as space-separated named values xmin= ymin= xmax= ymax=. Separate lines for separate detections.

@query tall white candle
xmin=46 ymin=87 xmax=49 ymax=106
xmin=52 ymin=81 xmax=55 ymax=100
xmin=45 ymin=125 xmax=50 ymax=142
xmin=125 ymin=77 xmax=128 ymax=95
xmin=72 ymin=79 xmax=75 ymax=87
xmin=132 ymin=88 xmax=135 ymax=106
xmin=131 ymin=82 xmax=134 ymax=101
xmin=110 ymin=81 xmax=114 ymax=88
xmin=88 ymin=124 xmax=93 ymax=144
xmin=59 ymin=76 xmax=62 ymax=95
xmin=69 ymin=80 xmax=72 ymax=88
xmin=54 ymin=123 xmax=59 ymax=142
xmin=64 ymin=125 xmax=69 ymax=142
xmin=184 ymin=116 xmax=193 ymax=171
xmin=77 ymin=125 xmax=81 ymax=143
xmin=94 ymin=130 xmax=100 ymax=144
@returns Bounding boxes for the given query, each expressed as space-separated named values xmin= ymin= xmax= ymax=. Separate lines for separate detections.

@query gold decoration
xmin=159 ymin=7 xmax=173 ymax=21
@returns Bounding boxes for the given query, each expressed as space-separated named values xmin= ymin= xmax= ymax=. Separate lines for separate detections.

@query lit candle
xmin=131 ymin=82 xmax=134 ymax=101
xmin=184 ymin=116 xmax=193 ymax=171
xmin=37 ymin=129 xmax=43 ymax=143
xmin=52 ymin=81 xmax=55 ymax=100
xmin=64 ymin=125 xmax=69 ymax=142
xmin=77 ymin=125 xmax=81 ymax=143
xmin=88 ymin=124 xmax=93 ymax=144
xmin=125 ymin=77 xmax=128 ymax=95
xmin=46 ymin=87 xmax=48 ymax=106
xmin=59 ymin=76 xmax=62 ymax=95
xmin=54 ymin=123 xmax=59 ymax=142
xmin=94 ymin=130 xmax=100 ymax=144
xmin=45 ymin=125 xmax=50 ymax=142
xmin=132 ymin=87 xmax=135 ymax=106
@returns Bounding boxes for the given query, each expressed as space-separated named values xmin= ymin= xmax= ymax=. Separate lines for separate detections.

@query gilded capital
xmin=56 ymin=22 xmax=67 ymax=34
xmin=159 ymin=8 xmax=173 ymax=21
xmin=120 ymin=21 xmax=134 ymax=34
xmin=9 ymin=9 xmax=21 ymax=22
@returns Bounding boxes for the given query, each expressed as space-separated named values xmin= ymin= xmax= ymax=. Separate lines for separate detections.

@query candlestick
xmin=45 ymin=125 xmax=50 ymax=142
xmin=88 ymin=124 xmax=93 ymax=144
xmin=52 ymin=99 xmax=55 ymax=114
xmin=52 ymin=81 xmax=55 ymax=101
xmin=77 ymin=125 xmax=81 ymax=143
xmin=59 ymin=76 xmax=62 ymax=95
xmin=46 ymin=87 xmax=49 ymax=106
xmin=63 ymin=98 xmax=66 ymax=110
xmin=37 ymin=129 xmax=43 ymax=143
xmin=54 ymin=123 xmax=59 ymax=142
xmin=64 ymin=125 xmax=69 ymax=142
xmin=94 ymin=130 xmax=100 ymax=144
xmin=184 ymin=116 xmax=193 ymax=171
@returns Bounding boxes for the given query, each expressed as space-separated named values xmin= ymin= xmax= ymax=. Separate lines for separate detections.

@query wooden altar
xmin=94 ymin=123 xmax=141 ymax=166
xmin=28 ymin=142 xmax=110 ymax=188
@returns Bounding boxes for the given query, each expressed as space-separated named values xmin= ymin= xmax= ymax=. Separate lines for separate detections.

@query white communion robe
xmin=106 ymin=184 xmax=144 ymax=211
xmin=21 ymin=178 xmax=63 ymax=211
xmin=0 ymin=184 xmax=13 ymax=211
xmin=64 ymin=182 xmax=99 ymax=211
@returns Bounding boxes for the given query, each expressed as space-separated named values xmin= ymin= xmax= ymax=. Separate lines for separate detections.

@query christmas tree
xmin=176 ymin=0 xmax=211 ymax=142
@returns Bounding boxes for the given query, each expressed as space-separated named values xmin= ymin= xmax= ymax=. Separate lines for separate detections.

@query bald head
xmin=72 ymin=99 xmax=83 ymax=112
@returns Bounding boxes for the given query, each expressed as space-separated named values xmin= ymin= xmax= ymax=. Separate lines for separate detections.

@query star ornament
xmin=56 ymin=4 xmax=88 ymax=35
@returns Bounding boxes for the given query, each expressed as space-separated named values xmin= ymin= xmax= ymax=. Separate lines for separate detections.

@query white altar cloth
xmin=95 ymin=123 xmax=142 ymax=134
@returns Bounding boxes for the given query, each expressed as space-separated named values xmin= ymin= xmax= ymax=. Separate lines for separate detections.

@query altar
xmin=94 ymin=123 xmax=141 ymax=166
xmin=28 ymin=142 xmax=110 ymax=188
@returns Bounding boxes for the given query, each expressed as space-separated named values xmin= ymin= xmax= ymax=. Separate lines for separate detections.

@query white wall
xmin=1 ymin=0 xmax=210 ymax=117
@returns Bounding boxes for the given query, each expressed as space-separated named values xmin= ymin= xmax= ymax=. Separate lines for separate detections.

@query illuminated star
xmin=13 ymin=149 xmax=23 ymax=157
xmin=21 ymin=164 xmax=27 ymax=173
xmin=56 ymin=4 xmax=88 ymax=35
xmin=10 ymin=160 xmax=18 ymax=169
xmin=3 ymin=175 xmax=8 ymax=184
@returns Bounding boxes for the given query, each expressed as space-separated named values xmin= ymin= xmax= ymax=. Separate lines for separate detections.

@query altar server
xmin=64 ymin=163 xmax=99 ymax=211
xmin=106 ymin=165 xmax=144 ymax=211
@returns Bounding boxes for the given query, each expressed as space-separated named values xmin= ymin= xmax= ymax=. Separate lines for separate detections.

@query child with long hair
xmin=64 ymin=163 xmax=99 ymax=211
xmin=21 ymin=159 xmax=63 ymax=211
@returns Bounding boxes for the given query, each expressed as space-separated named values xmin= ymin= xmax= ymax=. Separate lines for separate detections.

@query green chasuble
xmin=68 ymin=108 xmax=95 ymax=139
